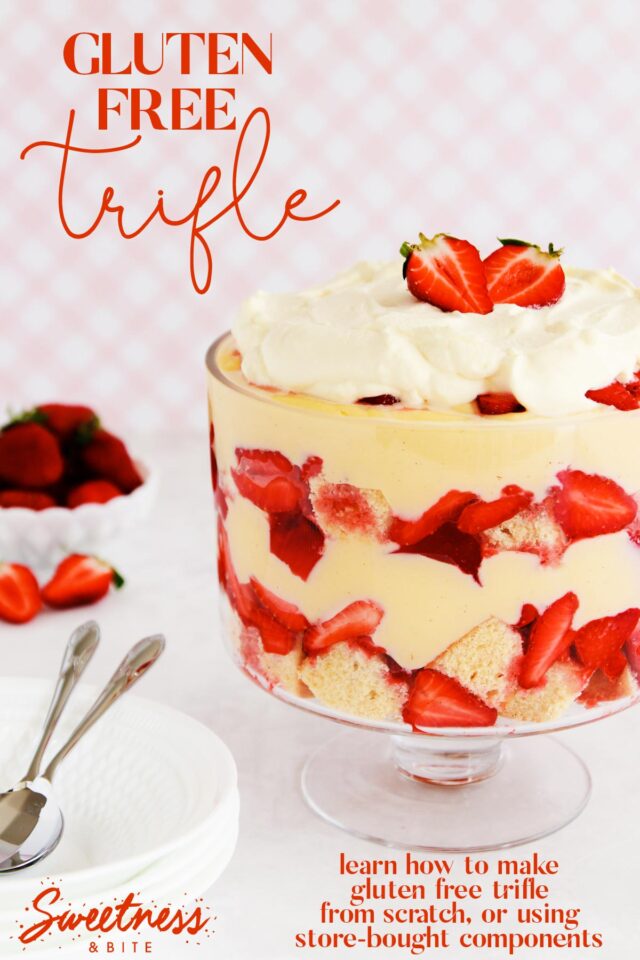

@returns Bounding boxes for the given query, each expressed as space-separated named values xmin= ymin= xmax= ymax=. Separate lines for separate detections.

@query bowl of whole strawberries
xmin=0 ymin=403 xmax=156 ymax=566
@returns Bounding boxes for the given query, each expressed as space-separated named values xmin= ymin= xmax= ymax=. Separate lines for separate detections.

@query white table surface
xmin=1 ymin=433 xmax=638 ymax=959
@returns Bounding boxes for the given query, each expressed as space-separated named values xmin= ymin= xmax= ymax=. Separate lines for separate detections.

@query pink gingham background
xmin=2 ymin=0 xmax=640 ymax=432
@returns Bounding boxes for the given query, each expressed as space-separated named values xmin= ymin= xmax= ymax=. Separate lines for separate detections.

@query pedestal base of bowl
xmin=301 ymin=730 xmax=591 ymax=851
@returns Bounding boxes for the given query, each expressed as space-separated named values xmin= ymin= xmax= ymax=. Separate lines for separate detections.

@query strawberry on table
xmin=483 ymin=239 xmax=565 ymax=308
xmin=80 ymin=429 xmax=142 ymax=493
xmin=66 ymin=480 xmax=123 ymax=508
xmin=0 ymin=563 xmax=42 ymax=624
xmin=0 ymin=422 xmax=64 ymax=488
xmin=0 ymin=490 xmax=56 ymax=510
xmin=400 ymin=233 xmax=493 ymax=314
xmin=573 ymin=608 xmax=640 ymax=671
xmin=552 ymin=469 xmax=637 ymax=540
xmin=304 ymin=599 xmax=384 ymax=654
xmin=519 ymin=591 xmax=579 ymax=688
xmin=403 ymin=669 xmax=497 ymax=728
xmin=41 ymin=554 xmax=124 ymax=609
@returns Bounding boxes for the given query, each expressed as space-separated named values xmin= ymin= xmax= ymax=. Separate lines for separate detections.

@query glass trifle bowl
xmin=205 ymin=256 xmax=640 ymax=851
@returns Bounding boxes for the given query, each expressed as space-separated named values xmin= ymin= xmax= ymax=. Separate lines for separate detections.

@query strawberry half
xmin=0 ymin=563 xmax=42 ymax=624
xmin=400 ymin=233 xmax=493 ymax=314
xmin=519 ymin=591 xmax=579 ymax=688
xmin=552 ymin=469 xmax=637 ymax=540
xmin=476 ymin=392 xmax=524 ymax=415
xmin=483 ymin=240 xmax=565 ymax=308
xmin=41 ymin=554 xmax=124 ymax=609
xmin=403 ymin=669 xmax=497 ymax=729
xmin=389 ymin=490 xmax=478 ymax=547
xmin=232 ymin=449 xmax=303 ymax=514
xmin=573 ymin=608 xmax=640 ymax=671
xmin=249 ymin=577 xmax=310 ymax=631
xmin=457 ymin=490 xmax=533 ymax=535
xmin=304 ymin=600 xmax=384 ymax=654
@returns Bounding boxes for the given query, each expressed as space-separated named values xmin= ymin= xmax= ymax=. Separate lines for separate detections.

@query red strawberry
xmin=42 ymin=554 xmax=124 ymax=609
xmin=552 ymin=469 xmax=637 ymax=539
xmin=483 ymin=240 xmax=565 ymax=308
xmin=403 ymin=669 xmax=497 ymax=729
xmin=573 ymin=608 xmax=640 ymax=671
xmin=67 ymin=480 xmax=122 ymax=507
xmin=304 ymin=600 xmax=384 ymax=654
xmin=232 ymin=449 xmax=303 ymax=514
xmin=476 ymin=392 xmax=524 ymax=415
xmin=37 ymin=403 xmax=98 ymax=439
xmin=0 ymin=490 xmax=56 ymax=510
xmin=390 ymin=490 xmax=478 ymax=546
xmin=356 ymin=394 xmax=400 ymax=406
xmin=0 ymin=563 xmax=42 ymax=624
xmin=81 ymin=430 xmax=142 ymax=493
xmin=400 ymin=233 xmax=493 ymax=314
xmin=519 ymin=592 xmax=579 ymax=688
xmin=601 ymin=648 xmax=628 ymax=681
xmin=457 ymin=490 xmax=533 ymax=535
xmin=515 ymin=603 xmax=539 ymax=629
xmin=301 ymin=455 xmax=323 ymax=483
xmin=249 ymin=577 xmax=310 ymax=631
xmin=269 ymin=512 xmax=325 ymax=580
xmin=0 ymin=423 xmax=63 ymax=488
xmin=579 ymin=668 xmax=630 ymax=707
xmin=394 ymin=522 xmax=483 ymax=581
xmin=586 ymin=381 xmax=639 ymax=411
xmin=248 ymin=603 xmax=296 ymax=655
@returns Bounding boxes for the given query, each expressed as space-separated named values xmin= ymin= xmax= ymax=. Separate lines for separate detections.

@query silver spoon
xmin=0 ymin=621 xmax=100 ymax=869
xmin=0 ymin=633 xmax=165 ymax=873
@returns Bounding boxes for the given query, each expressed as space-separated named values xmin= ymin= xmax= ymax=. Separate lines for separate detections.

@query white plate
xmin=0 ymin=462 xmax=157 ymax=567
xmin=0 ymin=678 xmax=238 ymax=904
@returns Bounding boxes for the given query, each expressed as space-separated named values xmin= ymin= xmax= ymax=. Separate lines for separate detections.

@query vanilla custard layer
xmin=208 ymin=339 xmax=640 ymax=669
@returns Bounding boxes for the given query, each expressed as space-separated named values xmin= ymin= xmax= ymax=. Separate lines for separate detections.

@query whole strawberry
xmin=37 ymin=403 xmax=98 ymax=440
xmin=80 ymin=429 xmax=142 ymax=493
xmin=0 ymin=422 xmax=64 ymax=488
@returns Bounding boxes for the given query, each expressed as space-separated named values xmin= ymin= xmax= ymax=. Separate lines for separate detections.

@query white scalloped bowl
xmin=0 ymin=677 xmax=239 ymax=907
xmin=0 ymin=463 xmax=157 ymax=567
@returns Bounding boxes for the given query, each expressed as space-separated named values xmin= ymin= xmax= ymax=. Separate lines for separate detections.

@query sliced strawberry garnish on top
xmin=457 ymin=489 xmax=533 ymax=535
xmin=483 ymin=239 xmax=565 ymax=308
xmin=304 ymin=600 xmax=384 ymax=654
xmin=476 ymin=392 xmax=524 ymax=415
xmin=249 ymin=577 xmax=310 ymax=631
xmin=573 ymin=608 xmax=640 ymax=671
xmin=400 ymin=233 xmax=493 ymax=314
xmin=403 ymin=669 xmax=497 ymax=729
xmin=389 ymin=490 xmax=478 ymax=546
xmin=519 ymin=591 xmax=579 ymax=688
xmin=232 ymin=448 xmax=304 ymax=514
xmin=552 ymin=469 xmax=637 ymax=540
xmin=586 ymin=380 xmax=640 ymax=411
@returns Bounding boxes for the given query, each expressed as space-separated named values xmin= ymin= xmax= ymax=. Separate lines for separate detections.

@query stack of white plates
xmin=0 ymin=678 xmax=239 ymax=956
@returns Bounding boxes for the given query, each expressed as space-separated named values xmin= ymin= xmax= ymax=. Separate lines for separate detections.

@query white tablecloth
xmin=2 ymin=433 xmax=638 ymax=959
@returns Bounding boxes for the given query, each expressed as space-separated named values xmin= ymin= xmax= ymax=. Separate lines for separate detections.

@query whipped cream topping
xmin=233 ymin=261 xmax=640 ymax=417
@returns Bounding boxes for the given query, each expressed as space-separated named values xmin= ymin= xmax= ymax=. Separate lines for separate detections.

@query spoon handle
xmin=43 ymin=634 xmax=165 ymax=782
xmin=24 ymin=621 xmax=100 ymax=781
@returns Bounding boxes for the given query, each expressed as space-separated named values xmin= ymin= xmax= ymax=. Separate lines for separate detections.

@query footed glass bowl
xmin=207 ymin=333 xmax=640 ymax=850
